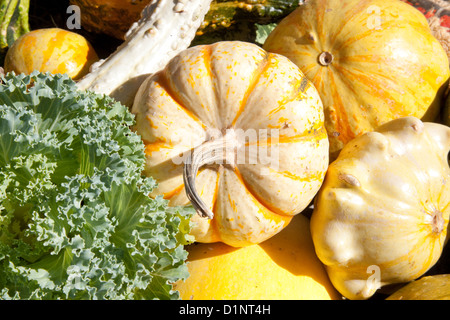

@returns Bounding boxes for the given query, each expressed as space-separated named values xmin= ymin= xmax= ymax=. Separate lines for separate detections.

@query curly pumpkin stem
xmin=183 ymin=130 xmax=239 ymax=219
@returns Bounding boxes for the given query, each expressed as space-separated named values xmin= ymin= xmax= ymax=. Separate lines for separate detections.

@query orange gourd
xmin=263 ymin=0 xmax=450 ymax=159
xmin=131 ymin=41 xmax=329 ymax=247
xmin=4 ymin=28 xmax=98 ymax=80
xmin=68 ymin=0 xmax=149 ymax=40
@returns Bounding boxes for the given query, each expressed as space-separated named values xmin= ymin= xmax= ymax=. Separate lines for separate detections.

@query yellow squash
xmin=4 ymin=28 xmax=98 ymax=80
xmin=310 ymin=117 xmax=450 ymax=300
xmin=131 ymin=41 xmax=329 ymax=247
xmin=386 ymin=274 xmax=450 ymax=300
xmin=173 ymin=213 xmax=341 ymax=300
xmin=263 ymin=0 xmax=450 ymax=159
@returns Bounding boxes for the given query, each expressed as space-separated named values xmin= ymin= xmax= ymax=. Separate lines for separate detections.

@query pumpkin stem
xmin=318 ymin=51 xmax=333 ymax=66
xmin=183 ymin=130 xmax=239 ymax=219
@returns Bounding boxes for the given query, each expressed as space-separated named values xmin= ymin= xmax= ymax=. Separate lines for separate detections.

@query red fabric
xmin=401 ymin=0 xmax=450 ymax=29
xmin=441 ymin=14 xmax=450 ymax=28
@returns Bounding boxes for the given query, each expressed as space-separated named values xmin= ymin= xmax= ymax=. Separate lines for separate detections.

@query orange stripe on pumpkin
xmin=143 ymin=138 xmax=173 ymax=157
xmin=163 ymin=184 xmax=184 ymax=200
xmin=335 ymin=65 xmax=398 ymax=116
xmin=227 ymin=193 xmax=237 ymax=212
xmin=233 ymin=167 xmax=294 ymax=220
xmin=267 ymin=76 xmax=311 ymax=117
xmin=327 ymin=71 xmax=356 ymax=144
xmin=244 ymin=123 xmax=327 ymax=147
xmin=309 ymin=66 xmax=326 ymax=94
xmin=315 ymin=0 xmax=327 ymax=44
xmin=328 ymin=0 xmax=375 ymax=48
xmin=277 ymin=169 xmax=325 ymax=183
xmin=155 ymin=71 xmax=208 ymax=130
xmin=231 ymin=52 xmax=271 ymax=126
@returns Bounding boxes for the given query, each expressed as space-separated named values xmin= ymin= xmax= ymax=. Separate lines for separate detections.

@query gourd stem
xmin=432 ymin=209 xmax=445 ymax=234
xmin=183 ymin=131 xmax=238 ymax=219
xmin=318 ymin=51 xmax=333 ymax=66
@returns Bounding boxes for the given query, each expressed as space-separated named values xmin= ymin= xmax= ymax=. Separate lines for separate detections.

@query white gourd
xmin=310 ymin=116 xmax=450 ymax=300
xmin=76 ymin=0 xmax=213 ymax=107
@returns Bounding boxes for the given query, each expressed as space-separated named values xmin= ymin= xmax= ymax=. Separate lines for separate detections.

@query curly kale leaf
xmin=0 ymin=72 xmax=194 ymax=300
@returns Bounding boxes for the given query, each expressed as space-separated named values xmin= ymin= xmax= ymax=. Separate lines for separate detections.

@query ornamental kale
xmin=0 ymin=72 xmax=194 ymax=300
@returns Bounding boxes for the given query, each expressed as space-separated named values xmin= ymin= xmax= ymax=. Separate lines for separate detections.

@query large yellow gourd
xmin=173 ymin=213 xmax=341 ymax=300
xmin=263 ymin=0 xmax=450 ymax=159
xmin=311 ymin=117 xmax=450 ymax=300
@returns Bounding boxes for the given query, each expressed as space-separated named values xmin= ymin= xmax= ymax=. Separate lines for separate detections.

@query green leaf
xmin=0 ymin=72 xmax=194 ymax=300
xmin=255 ymin=23 xmax=278 ymax=46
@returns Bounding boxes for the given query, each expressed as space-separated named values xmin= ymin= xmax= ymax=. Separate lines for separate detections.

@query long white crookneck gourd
xmin=76 ymin=0 xmax=213 ymax=107
xmin=310 ymin=116 xmax=450 ymax=300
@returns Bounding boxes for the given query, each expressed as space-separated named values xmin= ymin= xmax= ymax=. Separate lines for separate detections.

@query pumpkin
xmin=131 ymin=41 xmax=329 ymax=247
xmin=172 ymin=213 xmax=341 ymax=300
xmin=386 ymin=274 xmax=450 ymax=300
xmin=310 ymin=116 xmax=450 ymax=300
xmin=69 ymin=0 xmax=302 ymax=40
xmin=263 ymin=0 xmax=450 ymax=159
xmin=4 ymin=28 xmax=98 ymax=80
xmin=400 ymin=0 xmax=450 ymax=68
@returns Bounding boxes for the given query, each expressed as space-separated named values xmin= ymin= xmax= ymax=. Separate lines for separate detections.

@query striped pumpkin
xmin=131 ymin=41 xmax=329 ymax=247
xmin=263 ymin=0 xmax=450 ymax=159
xmin=4 ymin=28 xmax=98 ymax=80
